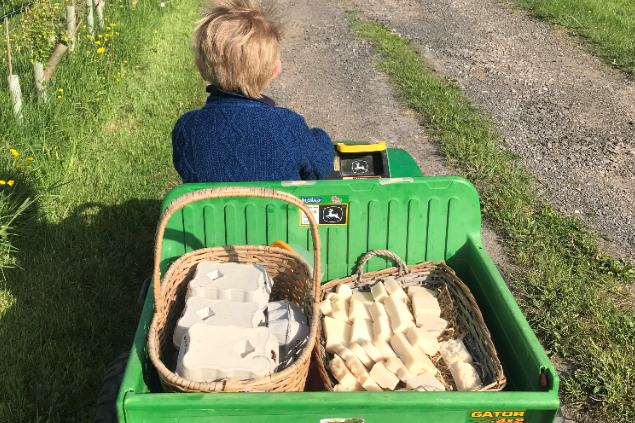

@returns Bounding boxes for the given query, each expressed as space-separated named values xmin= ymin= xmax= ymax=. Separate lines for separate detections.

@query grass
xmin=347 ymin=14 xmax=635 ymax=422
xmin=0 ymin=0 xmax=204 ymax=419
xmin=504 ymin=0 xmax=635 ymax=75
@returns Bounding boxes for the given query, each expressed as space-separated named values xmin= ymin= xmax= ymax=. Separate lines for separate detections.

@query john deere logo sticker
xmin=300 ymin=197 xmax=349 ymax=226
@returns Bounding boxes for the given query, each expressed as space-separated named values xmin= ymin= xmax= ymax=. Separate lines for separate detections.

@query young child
xmin=172 ymin=0 xmax=335 ymax=183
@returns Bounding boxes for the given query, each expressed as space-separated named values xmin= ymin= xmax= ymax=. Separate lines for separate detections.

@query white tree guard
xmin=8 ymin=75 xmax=23 ymax=123
xmin=66 ymin=6 xmax=76 ymax=50
xmin=33 ymin=61 xmax=46 ymax=102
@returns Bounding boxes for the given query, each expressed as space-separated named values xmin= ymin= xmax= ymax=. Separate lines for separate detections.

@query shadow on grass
xmin=0 ymin=195 xmax=162 ymax=422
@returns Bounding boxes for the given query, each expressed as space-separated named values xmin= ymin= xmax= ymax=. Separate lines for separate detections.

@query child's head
xmin=192 ymin=0 xmax=282 ymax=98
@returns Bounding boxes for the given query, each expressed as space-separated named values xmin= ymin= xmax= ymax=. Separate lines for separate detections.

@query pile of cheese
xmin=321 ymin=277 xmax=483 ymax=392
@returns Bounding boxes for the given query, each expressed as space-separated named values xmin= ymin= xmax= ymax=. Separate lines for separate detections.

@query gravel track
xmin=353 ymin=0 xmax=635 ymax=262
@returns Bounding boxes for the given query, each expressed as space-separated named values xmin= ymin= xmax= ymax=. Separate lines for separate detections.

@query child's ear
xmin=271 ymin=59 xmax=282 ymax=81
xmin=195 ymin=59 xmax=205 ymax=80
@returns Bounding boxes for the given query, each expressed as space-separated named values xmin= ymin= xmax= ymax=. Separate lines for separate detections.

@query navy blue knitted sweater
xmin=172 ymin=86 xmax=334 ymax=183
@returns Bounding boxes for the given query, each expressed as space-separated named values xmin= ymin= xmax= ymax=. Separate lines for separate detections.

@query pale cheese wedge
xmin=349 ymin=299 xmax=372 ymax=322
xmin=372 ymin=338 xmax=397 ymax=359
xmin=412 ymin=294 xmax=441 ymax=318
xmin=369 ymin=361 xmax=400 ymax=391
xmin=351 ymin=291 xmax=374 ymax=307
xmin=372 ymin=316 xmax=393 ymax=341
xmin=323 ymin=317 xmax=352 ymax=353
xmin=333 ymin=345 xmax=356 ymax=363
xmin=370 ymin=282 xmax=389 ymax=303
xmin=383 ymin=277 xmax=404 ymax=295
xmin=349 ymin=342 xmax=375 ymax=369
xmin=350 ymin=319 xmax=374 ymax=345
xmin=395 ymin=365 xmax=417 ymax=382
xmin=369 ymin=301 xmax=388 ymax=321
xmin=361 ymin=340 xmax=385 ymax=362
xmin=406 ymin=327 xmax=441 ymax=356
xmin=391 ymin=289 xmax=409 ymax=303
xmin=358 ymin=374 xmax=383 ymax=391
xmin=336 ymin=284 xmax=353 ymax=302
xmin=320 ymin=299 xmax=333 ymax=317
xmin=385 ymin=296 xmax=413 ymax=320
xmin=415 ymin=315 xmax=449 ymax=336
xmin=407 ymin=286 xmax=438 ymax=298
xmin=345 ymin=354 xmax=370 ymax=380
xmin=330 ymin=355 xmax=357 ymax=387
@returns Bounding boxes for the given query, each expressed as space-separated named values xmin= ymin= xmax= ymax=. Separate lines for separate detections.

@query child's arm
xmin=299 ymin=127 xmax=335 ymax=180
xmin=172 ymin=113 xmax=197 ymax=183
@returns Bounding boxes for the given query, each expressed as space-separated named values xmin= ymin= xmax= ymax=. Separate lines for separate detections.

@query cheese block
xmin=333 ymin=382 xmax=365 ymax=391
xmin=351 ymin=319 xmax=374 ymax=344
xmin=369 ymin=362 xmax=400 ymax=390
xmin=440 ymin=339 xmax=473 ymax=364
xmin=336 ymin=284 xmax=353 ymax=302
xmin=349 ymin=299 xmax=372 ymax=322
xmin=333 ymin=345 xmax=357 ymax=363
xmin=358 ymin=374 xmax=383 ymax=391
xmin=349 ymin=342 xmax=375 ymax=369
xmin=331 ymin=298 xmax=351 ymax=323
xmin=395 ymin=365 xmax=417 ymax=382
xmin=384 ymin=356 xmax=407 ymax=374
xmin=405 ymin=373 xmax=446 ymax=391
xmin=400 ymin=347 xmax=437 ymax=375
xmin=385 ymin=296 xmax=413 ymax=320
xmin=173 ymin=297 xmax=264 ymax=348
xmin=323 ymin=317 xmax=352 ymax=353
xmin=361 ymin=340 xmax=384 ymax=362
xmin=370 ymin=282 xmax=389 ymax=303
xmin=345 ymin=353 xmax=370 ymax=379
xmin=330 ymin=354 xmax=358 ymax=388
xmin=176 ymin=324 xmax=278 ymax=382
xmin=372 ymin=338 xmax=397 ymax=359
xmin=389 ymin=309 xmax=416 ymax=334
xmin=407 ymin=286 xmax=438 ymax=298
xmin=186 ymin=262 xmax=272 ymax=308
xmin=390 ymin=333 xmax=437 ymax=374
xmin=326 ymin=292 xmax=337 ymax=301
xmin=372 ymin=316 xmax=393 ymax=341
xmin=320 ymin=299 xmax=333 ymax=317
xmin=391 ymin=289 xmax=409 ymax=303
xmin=449 ymin=361 xmax=482 ymax=391
xmin=406 ymin=327 xmax=441 ymax=356
xmin=415 ymin=315 xmax=449 ymax=336
xmin=412 ymin=295 xmax=441 ymax=318
xmin=383 ymin=277 xmax=404 ymax=296
xmin=369 ymin=301 xmax=388 ymax=321
xmin=351 ymin=291 xmax=374 ymax=307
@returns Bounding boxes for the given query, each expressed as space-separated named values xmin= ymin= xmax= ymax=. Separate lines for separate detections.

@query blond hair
xmin=192 ymin=0 xmax=282 ymax=98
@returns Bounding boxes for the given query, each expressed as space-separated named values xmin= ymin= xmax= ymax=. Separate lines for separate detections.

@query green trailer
xmin=102 ymin=145 xmax=560 ymax=423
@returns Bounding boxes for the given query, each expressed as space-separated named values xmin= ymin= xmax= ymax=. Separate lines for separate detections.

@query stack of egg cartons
xmin=173 ymin=261 xmax=309 ymax=383
xmin=321 ymin=277 xmax=482 ymax=392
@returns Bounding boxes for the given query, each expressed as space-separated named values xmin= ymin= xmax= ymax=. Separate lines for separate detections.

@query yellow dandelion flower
xmin=106 ymin=27 xmax=111 ymax=30
xmin=87 ymin=51 xmax=90 ymax=54
xmin=115 ymin=32 xmax=119 ymax=35
xmin=116 ymin=78 xmax=120 ymax=82
xmin=118 ymin=72 xmax=120 ymax=75
xmin=133 ymin=45 xmax=135 ymax=48
xmin=7 ymin=181 xmax=14 ymax=186
xmin=104 ymin=17 xmax=108 ymax=20
xmin=57 ymin=95 xmax=62 ymax=99
xmin=95 ymin=40 xmax=101 ymax=45
xmin=16 ymin=164 xmax=20 ymax=168
xmin=154 ymin=30 xmax=157 ymax=33
xmin=119 ymin=5 xmax=122 ymax=7
xmin=98 ymin=34 xmax=103 ymax=38
xmin=132 ymin=1 xmax=136 ymax=4
xmin=58 ymin=88 xmax=63 ymax=93
xmin=87 ymin=34 xmax=92 ymax=38
xmin=83 ymin=25 xmax=86 ymax=28
xmin=96 ymin=98 xmax=99 ymax=101
xmin=27 ymin=157 xmax=34 ymax=161
xmin=111 ymin=23 xmax=115 ymax=26
xmin=0 ymin=181 xmax=5 ymax=185
xmin=102 ymin=77 xmax=105 ymax=80
xmin=10 ymin=149 xmax=18 ymax=157
xmin=97 ymin=47 xmax=105 ymax=53
xmin=70 ymin=48 xmax=74 ymax=52
xmin=17 ymin=46 xmax=21 ymax=51
xmin=124 ymin=60 xmax=127 ymax=63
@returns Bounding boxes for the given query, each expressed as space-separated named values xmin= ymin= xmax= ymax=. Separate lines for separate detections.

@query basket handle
xmin=153 ymin=187 xmax=322 ymax=311
xmin=355 ymin=249 xmax=408 ymax=282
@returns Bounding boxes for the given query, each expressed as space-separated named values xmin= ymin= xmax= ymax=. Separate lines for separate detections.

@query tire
xmin=95 ymin=352 xmax=129 ymax=423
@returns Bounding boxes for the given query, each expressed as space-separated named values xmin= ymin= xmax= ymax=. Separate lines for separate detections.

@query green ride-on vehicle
xmin=96 ymin=142 xmax=560 ymax=423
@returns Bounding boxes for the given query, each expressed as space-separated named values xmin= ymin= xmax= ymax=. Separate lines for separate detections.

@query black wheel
xmin=95 ymin=352 xmax=129 ymax=423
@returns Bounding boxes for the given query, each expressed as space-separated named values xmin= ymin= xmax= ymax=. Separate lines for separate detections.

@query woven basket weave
xmin=316 ymin=250 xmax=506 ymax=392
xmin=148 ymin=187 xmax=322 ymax=393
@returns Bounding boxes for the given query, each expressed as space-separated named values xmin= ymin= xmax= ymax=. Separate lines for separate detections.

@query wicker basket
xmin=316 ymin=250 xmax=507 ymax=392
xmin=148 ymin=187 xmax=322 ymax=393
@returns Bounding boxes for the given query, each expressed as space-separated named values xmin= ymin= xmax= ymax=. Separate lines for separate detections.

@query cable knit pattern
xmin=172 ymin=92 xmax=334 ymax=183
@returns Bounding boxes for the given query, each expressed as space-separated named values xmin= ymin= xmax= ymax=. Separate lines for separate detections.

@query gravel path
xmin=265 ymin=0 xmax=510 ymax=266
xmin=354 ymin=0 xmax=635 ymax=262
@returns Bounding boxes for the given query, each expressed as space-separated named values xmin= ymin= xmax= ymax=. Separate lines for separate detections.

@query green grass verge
xmin=0 ymin=0 xmax=204 ymax=420
xmin=504 ymin=0 xmax=635 ymax=75
xmin=348 ymin=14 xmax=635 ymax=422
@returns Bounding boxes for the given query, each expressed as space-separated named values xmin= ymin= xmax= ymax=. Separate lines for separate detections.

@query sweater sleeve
xmin=172 ymin=112 xmax=197 ymax=184
xmin=299 ymin=126 xmax=335 ymax=180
